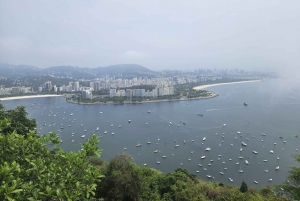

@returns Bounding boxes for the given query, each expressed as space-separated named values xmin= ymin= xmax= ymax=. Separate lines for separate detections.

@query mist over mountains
xmin=0 ymin=63 xmax=154 ymax=79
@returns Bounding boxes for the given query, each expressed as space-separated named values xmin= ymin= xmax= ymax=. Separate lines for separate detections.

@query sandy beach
xmin=193 ymin=80 xmax=261 ymax=90
xmin=0 ymin=94 xmax=62 ymax=101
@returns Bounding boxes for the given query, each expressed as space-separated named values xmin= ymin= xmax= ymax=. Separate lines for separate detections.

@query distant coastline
xmin=193 ymin=79 xmax=261 ymax=90
xmin=0 ymin=80 xmax=260 ymax=102
xmin=0 ymin=94 xmax=62 ymax=101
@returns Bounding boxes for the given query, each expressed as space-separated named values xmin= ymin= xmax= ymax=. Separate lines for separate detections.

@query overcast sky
xmin=0 ymin=0 xmax=299 ymax=72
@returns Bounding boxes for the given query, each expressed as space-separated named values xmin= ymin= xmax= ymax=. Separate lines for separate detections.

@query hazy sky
xmin=0 ymin=0 xmax=299 ymax=72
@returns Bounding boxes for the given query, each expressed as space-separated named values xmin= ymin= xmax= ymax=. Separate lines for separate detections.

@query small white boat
xmin=229 ymin=178 xmax=233 ymax=182
xmin=241 ymin=142 xmax=247 ymax=146
xmin=245 ymin=160 xmax=249 ymax=165
xmin=269 ymin=178 xmax=273 ymax=182
xmin=263 ymin=160 xmax=268 ymax=162
xmin=118 ymin=125 xmax=121 ymax=128
xmin=147 ymin=110 xmax=151 ymax=113
xmin=254 ymin=181 xmax=258 ymax=184
xmin=203 ymin=137 xmax=206 ymax=141
xmin=205 ymin=147 xmax=211 ymax=151
xmin=206 ymin=175 xmax=212 ymax=178
xmin=253 ymin=151 xmax=258 ymax=154
xmin=270 ymin=150 xmax=274 ymax=154
xmin=201 ymin=155 xmax=206 ymax=159
xmin=276 ymin=166 xmax=280 ymax=170
xmin=81 ymin=135 xmax=85 ymax=138
xmin=223 ymin=124 xmax=226 ymax=127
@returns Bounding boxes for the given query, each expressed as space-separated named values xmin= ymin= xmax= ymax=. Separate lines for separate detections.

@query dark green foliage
xmin=0 ymin=104 xmax=36 ymax=137
xmin=0 ymin=103 xmax=103 ymax=200
xmin=276 ymin=154 xmax=300 ymax=200
xmin=96 ymin=153 xmax=141 ymax=201
xmin=240 ymin=181 xmax=248 ymax=193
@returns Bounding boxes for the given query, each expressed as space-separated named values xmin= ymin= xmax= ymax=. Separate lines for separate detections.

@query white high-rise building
xmin=74 ymin=82 xmax=79 ymax=91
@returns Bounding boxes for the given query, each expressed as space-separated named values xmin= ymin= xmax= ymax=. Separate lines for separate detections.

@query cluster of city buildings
xmin=109 ymin=84 xmax=175 ymax=98
xmin=0 ymin=86 xmax=33 ymax=96
xmin=0 ymin=69 xmax=267 ymax=97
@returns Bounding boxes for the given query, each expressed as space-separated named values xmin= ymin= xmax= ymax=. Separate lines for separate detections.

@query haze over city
xmin=0 ymin=0 xmax=299 ymax=74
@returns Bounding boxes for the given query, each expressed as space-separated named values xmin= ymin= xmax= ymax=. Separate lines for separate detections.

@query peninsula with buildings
xmin=0 ymin=63 xmax=275 ymax=103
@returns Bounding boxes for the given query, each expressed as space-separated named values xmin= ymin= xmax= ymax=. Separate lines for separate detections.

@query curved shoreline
xmin=0 ymin=94 xmax=62 ymax=101
xmin=193 ymin=80 xmax=261 ymax=90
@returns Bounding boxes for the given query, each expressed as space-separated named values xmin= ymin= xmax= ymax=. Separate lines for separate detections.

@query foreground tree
xmin=276 ymin=154 xmax=300 ymax=200
xmin=240 ymin=181 xmax=248 ymax=193
xmin=96 ymin=153 xmax=141 ymax=201
xmin=0 ymin=117 xmax=103 ymax=200
xmin=0 ymin=103 xmax=36 ymax=137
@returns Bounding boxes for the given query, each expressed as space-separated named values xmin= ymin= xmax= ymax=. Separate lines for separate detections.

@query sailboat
xmin=147 ymin=139 xmax=151 ymax=144
xmin=264 ymin=164 xmax=268 ymax=172
xmin=136 ymin=141 xmax=142 ymax=147
xmin=154 ymin=145 xmax=159 ymax=153
xmin=201 ymin=150 xmax=206 ymax=159
xmin=104 ymin=127 xmax=107 ymax=134
xmin=220 ymin=167 xmax=224 ymax=175
xmin=239 ymin=164 xmax=243 ymax=173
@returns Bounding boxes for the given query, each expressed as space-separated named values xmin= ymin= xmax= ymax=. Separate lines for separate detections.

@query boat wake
xmin=206 ymin=107 xmax=243 ymax=112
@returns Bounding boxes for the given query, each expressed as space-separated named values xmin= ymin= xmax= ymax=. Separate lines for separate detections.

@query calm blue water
xmin=2 ymin=78 xmax=300 ymax=188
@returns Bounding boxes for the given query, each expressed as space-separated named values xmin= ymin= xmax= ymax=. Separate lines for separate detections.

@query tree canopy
xmin=0 ymin=103 xmax=103 ymax=200
xmin=276 ymin=154 xmax=300 ymax=200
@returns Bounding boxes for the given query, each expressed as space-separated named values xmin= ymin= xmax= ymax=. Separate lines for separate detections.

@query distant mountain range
xmin=0 ymin=63 xmax=154 ymax=79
